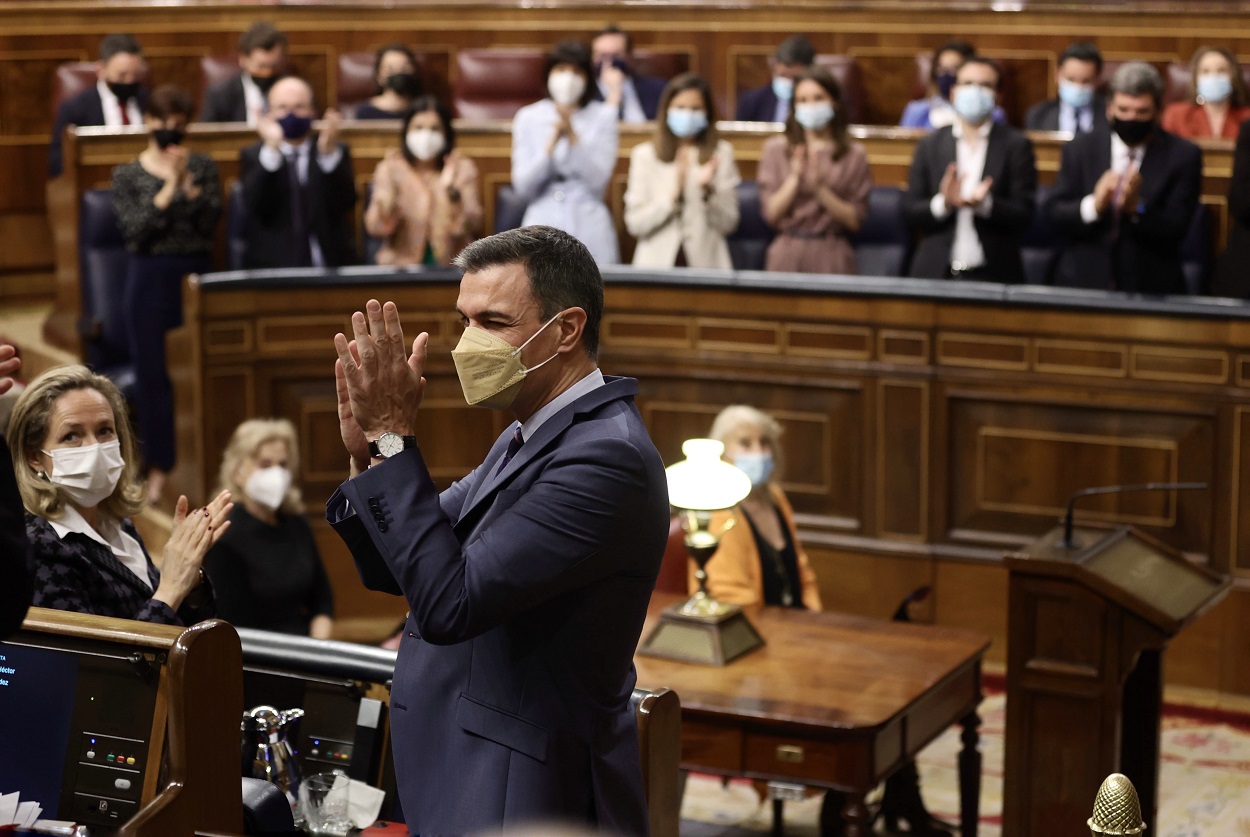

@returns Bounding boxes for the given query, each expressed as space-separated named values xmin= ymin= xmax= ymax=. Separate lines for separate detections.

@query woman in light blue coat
xmin=512 ymin=40 xmax=619 ymax=264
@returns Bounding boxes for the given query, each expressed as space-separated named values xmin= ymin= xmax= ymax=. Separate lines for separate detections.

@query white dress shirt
xmin=1079 ymin=132 xmax=1145 ymax=224
xmin=929 ymin=120 xmax=994 ymax=271
xmin=241 ymin=73 xmax=267 ymax=127
xmin=258 ymin=138 xmax=345 ymax=267
xmin=1059 ymin=100 xmax=1094 ymax=134
xmin=597 ymin=77 xmax=647 ymax=124
xmin=96 ymin=79 xmax=142 ymax=127
xmin=49 ymin=504 xmax=152 ymax=590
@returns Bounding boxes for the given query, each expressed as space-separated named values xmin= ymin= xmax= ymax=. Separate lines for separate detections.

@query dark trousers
xmin=124 ymin=253 xmax=211 ymax=471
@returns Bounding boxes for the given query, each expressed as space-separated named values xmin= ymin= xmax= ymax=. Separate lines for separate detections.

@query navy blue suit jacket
xmin=736 ymin=83 xmax=784 ymax=123
xmin=1047 ymin=126 xmax=1201 ymax=294
xmin=328 ymin=376 xmax=669 ymax=835
xmin=200 ymin=75 xmax=248 ymax=124
xmin=592 ymin=74 xmax=667 ymax=120
xmin=49 ymin=86 xmax=150 ymax=177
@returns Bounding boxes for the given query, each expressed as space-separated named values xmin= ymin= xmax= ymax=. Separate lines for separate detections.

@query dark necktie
xmin=496 ymin=427 xmax=524 ymax=475
xmin=286 ymin=149 xmax=313 ymax=268
xmin=118 ymin=103 xmax=130 ymax=126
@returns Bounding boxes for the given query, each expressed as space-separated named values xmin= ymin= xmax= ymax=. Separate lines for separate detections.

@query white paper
xmin=17 ymin=801 xmax=41 ymax=827
xmin=347 ymin=778 xmax=386 ymax=829
xmin=0 ymin=791 xmax=20 ymax=824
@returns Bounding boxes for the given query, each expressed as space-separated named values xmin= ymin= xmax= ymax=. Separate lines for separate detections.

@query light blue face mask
xmin=666 ymin=108 xmax=708 ymax=139
xmin=1058 ymin=80 xmax=1094 ymax=110
xmin=733 ymin=452 xmax=774 ymax=488
xmin=1197 ymin=74 xmax=1233 ymax=104
xmin=794 ymin=102 xmax=835 ymax=131
xmin=772 ymin=76 xmax=795 ymax=102
xmin=952 ymin=84 xmax=995 ymax=124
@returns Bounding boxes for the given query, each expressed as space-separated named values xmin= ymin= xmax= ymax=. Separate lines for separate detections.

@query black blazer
xmin=200 ymin=75 xmax=248 ymax=124
xmin=1047 ymin=126 xmax=1202 ymax=295
xmin=1024 ymin=95 xmax=1109 ymax=133
xmin=25 ymin=513 xmax=213 ymax=626
xmin=736 ymin=83 xmax=784 ymax=122
xmin=1213 ymin=117 xmax=1250 ymax=298
xmin=0 ymin=437 xmax=32 ymax=638
xmin=238 ymin=139 xmax=358 ymax=269
xmin=904 ymin=122 xmax=1038 ymax=283
xmin=49 ymin=86 xmax=149 ymax=177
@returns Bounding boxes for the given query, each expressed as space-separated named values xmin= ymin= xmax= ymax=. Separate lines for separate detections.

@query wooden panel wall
xmin=169 ymin=272 xmax=1250 ymax=692
xmin=4 ymin=0 xmax=1250 ymax=300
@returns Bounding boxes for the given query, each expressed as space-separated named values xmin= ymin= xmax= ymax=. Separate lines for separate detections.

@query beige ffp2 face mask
xmin=451 ymin=312 xmax=562 ymax=409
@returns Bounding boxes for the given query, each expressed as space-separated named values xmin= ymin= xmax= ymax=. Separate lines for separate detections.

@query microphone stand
xmin=1061 ymin=482 xmax=1208 ymax=550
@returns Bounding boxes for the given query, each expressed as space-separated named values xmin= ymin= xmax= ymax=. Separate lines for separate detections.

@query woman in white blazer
xmin=624 ymin=73 xmax=741 ymax=269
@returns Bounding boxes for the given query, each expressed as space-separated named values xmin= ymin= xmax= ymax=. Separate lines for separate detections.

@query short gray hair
xmin=1109 ymin=61 xmax=1164 ymax=108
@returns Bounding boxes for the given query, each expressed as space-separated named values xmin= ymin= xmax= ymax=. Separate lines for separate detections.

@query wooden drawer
xmin=680 ymin=717 xmax=743 ymax=773
xmin=742 ymin=732 xmax=875 ymax=788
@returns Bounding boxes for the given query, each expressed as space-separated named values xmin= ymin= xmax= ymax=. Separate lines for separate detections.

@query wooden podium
xmin=1002 ymin=525 xmax=1230 ymax=836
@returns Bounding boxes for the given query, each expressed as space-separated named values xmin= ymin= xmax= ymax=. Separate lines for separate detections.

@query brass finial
xmin=1088 ymin=773 xmax=1146 ymax=835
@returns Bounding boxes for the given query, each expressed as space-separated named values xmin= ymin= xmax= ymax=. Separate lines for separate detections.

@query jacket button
xmin=553 ymin=189 xmax=565 ymax=202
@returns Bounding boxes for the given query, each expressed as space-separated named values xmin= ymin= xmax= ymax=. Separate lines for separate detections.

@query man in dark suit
xmin=0 ymin=344 xmax=32 ymax=639
xmin=238 ymin=76 xmax=357 ymax=269
xmin=48 ymin=33 xmax=147 ymax=177
xmin=905 ymin=57 xmax=1037 ymax=283
xmin=1026 ymin=42 xmax=1108 ymax=134
xmin=735 ymin=34 xmax=815 ymax=123
xmin=328 ymin=226 xmax=669 ymax=835
xmin=1213 ymin=116 xmax=1250 ymax=297
xmin=590 ymin=24 xmax=667 ymax=122
xmin=200 ymin=21 xmax=288 ymax=126
xmin=1047 ymin=61 xmax=1202 ymax=294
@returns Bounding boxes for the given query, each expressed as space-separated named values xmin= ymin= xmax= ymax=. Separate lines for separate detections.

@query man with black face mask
xmin=239 ymin=76 xmax=357 ymax=269
xmin=1048 ymin=61 xmax=1202 ymax=295
xmin=48 ymin=33 xmax=148 ymax=177
xmin=201 ymin=21 xmax=289 ymax=126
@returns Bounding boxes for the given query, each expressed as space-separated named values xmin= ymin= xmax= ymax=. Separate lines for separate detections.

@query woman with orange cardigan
xmin=689 ymin=404 xmax=821 ymax=610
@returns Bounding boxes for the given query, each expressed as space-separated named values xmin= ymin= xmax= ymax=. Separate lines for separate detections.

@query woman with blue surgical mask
xmin=203 ymin=419 xmax=335 ymax=638
xmin=758 ymin=68 xmax=873 ymax=274
xmin=692 ymin=404 xmax=821 ymax=612
xmin=1163 ymin=46 xmax=1250 ymax=140
xmin=9 ymin=365 xmax=231 ymax=626
xmin=624 ymin=73 xmax=741 ymax=269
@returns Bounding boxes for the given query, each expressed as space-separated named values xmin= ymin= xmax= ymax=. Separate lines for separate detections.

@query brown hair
xmin=1189 ymin=46 xmax=1248 ymax=108
xmin=653 ymin=72 xmax=720 ymax=164
xmin=144 ymin=84 xmax=195 ymax=121
xmin=7 ymin=365 xmax=145 ymax=521
xmin=783 ymin=68 xmax=852 ymax=161
xmin=239 ymin=21 xmax=288 ymax=55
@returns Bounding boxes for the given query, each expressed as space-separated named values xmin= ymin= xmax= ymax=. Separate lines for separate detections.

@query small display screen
xmin=0 ymin=642 xmax=80 ymax=816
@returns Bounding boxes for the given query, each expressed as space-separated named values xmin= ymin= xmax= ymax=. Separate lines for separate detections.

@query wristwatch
xmin=368 ymin=432 xmax=417 ymax=459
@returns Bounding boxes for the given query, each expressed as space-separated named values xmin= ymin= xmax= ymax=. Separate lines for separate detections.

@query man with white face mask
xmin=736 ymin=34 xmax=815 ymax=123
xmin=905 ymin=56 xmax=1038 ymax=282
xmin=511 ymin=40 xmax=620 ymax=264
xmin=327 ymin=226 xmax=668 ymax=835
xmin=1025 ymin=42 xmax=1107 ymax=134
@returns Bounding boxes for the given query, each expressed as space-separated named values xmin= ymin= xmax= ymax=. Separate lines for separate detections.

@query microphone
xmin=1061 ymin=481 xmax=1207 ymax=550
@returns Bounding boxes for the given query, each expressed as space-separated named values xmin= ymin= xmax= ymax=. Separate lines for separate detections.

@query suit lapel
xmin=454 ymin=378 xmax=638 ymax=528
xmin=983 ymin=123 xmax=1007 ymax=185
xmin=1137 ymin=131 xmax=1167 ymax=206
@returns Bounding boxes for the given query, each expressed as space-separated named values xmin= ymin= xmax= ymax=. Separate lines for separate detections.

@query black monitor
xmin=0 ymin=634 xmax=163 ymax=828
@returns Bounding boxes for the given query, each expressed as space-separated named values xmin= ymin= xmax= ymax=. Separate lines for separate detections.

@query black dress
xmin=203 ymin=505 xmax=335 ymax=635
xmin=354 ymin=102 xmax=407 ymax=121
xmin=745 ymin=504 xmax=806 ymax=609
xmin=112 ymin=154 xmax=221 ymax=471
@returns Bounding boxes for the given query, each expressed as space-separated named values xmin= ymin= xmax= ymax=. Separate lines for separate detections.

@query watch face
xmin=377 ymin=433 xmax=404 ymax=457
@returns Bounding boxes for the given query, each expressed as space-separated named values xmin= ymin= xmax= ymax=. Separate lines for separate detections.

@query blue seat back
xmin=727 ymin=181 xmax=773 ymax=271
xmin=78 ymin=189 xmax=132 ymax=369
xmin=853 ymin=186 xmax=908 ymax=277
xmin=1021 ymin=183 xmax=1058 ymax=285
xmin=227 ymin=181 xmax=248 ymax=271
xmin=494 ymin=184 xmax=529 ymax=235
xmin=1180 ymin=201 xmax=1211 ymax=295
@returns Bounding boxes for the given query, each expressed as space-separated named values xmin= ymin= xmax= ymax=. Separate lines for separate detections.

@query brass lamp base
xmin=638 ymin=598 xmax=765 ymax=665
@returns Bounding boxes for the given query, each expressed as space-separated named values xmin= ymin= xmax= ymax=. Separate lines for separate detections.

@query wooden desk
xmin=634 ymin=593 xmax=991 ymax=837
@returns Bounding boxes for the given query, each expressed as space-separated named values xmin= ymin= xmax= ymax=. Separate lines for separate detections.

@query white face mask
xmin=41 ymin=440 xmax=125 ymax=508
xmin=245 ymin=465 xmax=291 ymax=511
xmin=548 ymin=71 xmax=587 ymax=107
xmin=405 ymin=127 xmax=446 ymax=161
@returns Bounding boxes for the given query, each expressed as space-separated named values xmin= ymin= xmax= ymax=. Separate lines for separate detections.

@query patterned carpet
xmin=680 ymin=690 xmax=1250 ymax=836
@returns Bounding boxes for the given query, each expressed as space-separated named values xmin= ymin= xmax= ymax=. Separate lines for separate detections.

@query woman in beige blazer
xmin=624 ymin=73 xmax=740 ymax=269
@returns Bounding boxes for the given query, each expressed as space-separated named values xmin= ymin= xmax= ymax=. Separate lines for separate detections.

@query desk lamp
xmin=638 ymin=438 xmax=765 ymax=665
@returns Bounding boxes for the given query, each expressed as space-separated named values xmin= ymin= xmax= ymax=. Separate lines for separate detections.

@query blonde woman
xmin=203 ymin=418 xmax=334 ymax=637
xmin=9 ymin=365 xmax=230 ymax=625
xmin=624 ymin=73 xmax=740 ymax=269
xmin=692 ymin=404 xmax=821 ymax=610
